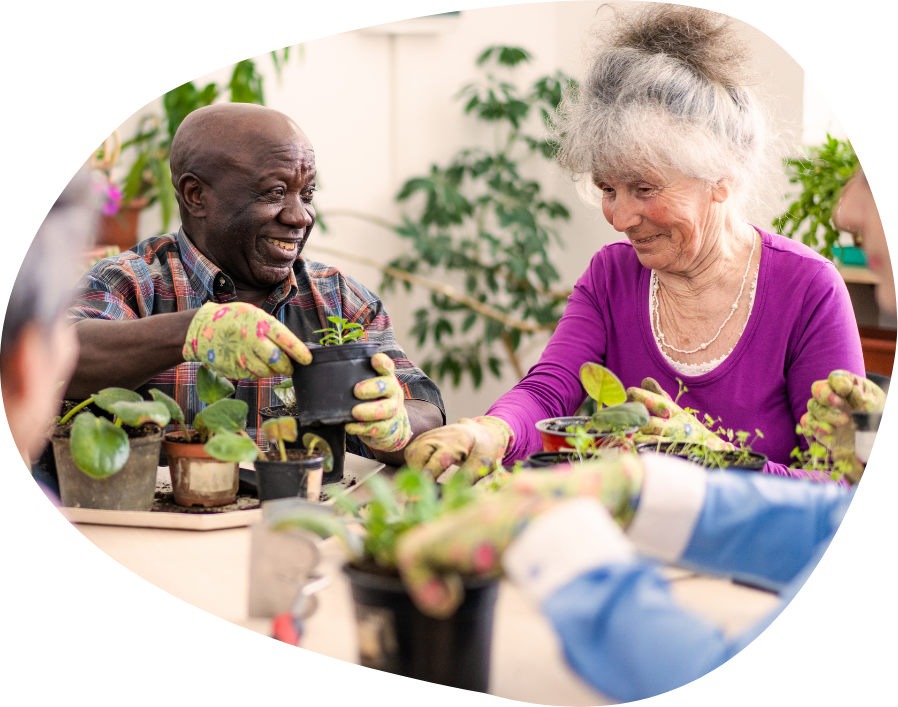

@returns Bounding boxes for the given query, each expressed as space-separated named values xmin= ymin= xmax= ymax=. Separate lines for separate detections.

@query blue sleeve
xmin=678 ymin=471 xmax=850 ymax=590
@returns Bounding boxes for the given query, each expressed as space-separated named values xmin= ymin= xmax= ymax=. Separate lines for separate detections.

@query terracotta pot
xmin=162 ymin=432 xmax=239 ymax=507
xmin=535 ymin=416 xmax=638 ymax=452
xmin=52 ymin=428 xmax=162 ymax=510
xmin=96 ymin=198 xmax=148 ymax=251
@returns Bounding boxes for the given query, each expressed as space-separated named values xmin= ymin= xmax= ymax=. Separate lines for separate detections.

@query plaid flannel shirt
xmin=68 ymin=229 xmax=445 ymax=449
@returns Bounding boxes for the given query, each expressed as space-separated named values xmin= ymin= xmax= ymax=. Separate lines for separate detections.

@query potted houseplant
xmin=275 ymin=469 xmax=498 ymax=693
xmin=637 ymin=426 xmax=768 ymax=472
xmin=52 ymin=388 xmax=171 ymax=510
xmin=535 ymin=363 xmax=648 ymax=453
xmin=254 ymin=416 xmax=328 ymax=503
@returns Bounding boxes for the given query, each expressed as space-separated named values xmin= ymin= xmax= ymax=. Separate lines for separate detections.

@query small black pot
xmin=636 ymin=442 xmax=694 ymax=460
xmin=260 ymin=407 xmax=346 ymax=485
xmin=254 ymin=454 xmax=326 ymax=502
xmin=524 ymin=451 xmax=581 ymax=468
xmin=292 ymin=342 xmax=380 ymax=426
xmin=345 ymin=565 xmax=499 ymax=693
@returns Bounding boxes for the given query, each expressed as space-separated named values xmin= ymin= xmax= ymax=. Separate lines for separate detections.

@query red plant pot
xmin=535 ymin=416 xmax=638 ymax=453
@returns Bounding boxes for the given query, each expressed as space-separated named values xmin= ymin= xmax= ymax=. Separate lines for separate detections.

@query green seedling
xmin=262 ymin=417 xmax=298 ymax=462
xmin=303 ymin=433 xmax=334 ymax=473
xmin=578 ymin=362 xmax=649 ymax=436
xmin=315 ymin=316 xmax=365 ymax=346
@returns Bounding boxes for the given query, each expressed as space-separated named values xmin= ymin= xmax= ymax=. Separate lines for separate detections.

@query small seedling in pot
xmin=315 ymin=316 xmax=365 ymax=346
xmin=578 ymin=362 xmax=649 ymax=436
xmin=262 ymin=416 xmax=298 ymax=462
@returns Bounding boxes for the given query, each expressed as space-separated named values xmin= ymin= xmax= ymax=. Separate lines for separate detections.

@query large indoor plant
xmin=277 ymin=468 xmax=497 ymax=692
xmin=52 ymin=388 xmax=171 ymax=510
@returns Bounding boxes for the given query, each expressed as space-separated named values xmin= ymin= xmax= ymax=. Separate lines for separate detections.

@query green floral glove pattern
xmin=183 ymin=302 xmax=312 ymax=381
xmin=627 ymin=377 xmax=734 ymax=451
xmin=800 ymin=370 xmax=887 ymax=479
xmin=403 ymin=416 xmax=514 ymax=482
xmin=395 ymin=455 xmax=644 ymax=618
xmin=345 ymin=353 xmax=413 ymax=452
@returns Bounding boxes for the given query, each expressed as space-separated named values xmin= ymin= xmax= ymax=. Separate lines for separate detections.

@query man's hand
xmin=800 ymin=370 xmax=887 ymax=480
xmin=403 ymin=416 xmax=513 ymax=482
xmin=627 ymin=377 xmax=733 ymax=451
xmin=345 ymin=353 xmax=412 ymax=452
xmin=183 ymin=302 xmax=311 ymax=380
xmin=395 ymin=455 xmax=645 ymax=618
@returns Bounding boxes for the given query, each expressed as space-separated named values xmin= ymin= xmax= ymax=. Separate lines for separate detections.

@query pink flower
xmin=101 ymin=184 xmax=123 ymax=217
xmin=212 ymin=306 xmax=230 ymax=321
xmin=257 ymin=320 xmax=271 ymax=338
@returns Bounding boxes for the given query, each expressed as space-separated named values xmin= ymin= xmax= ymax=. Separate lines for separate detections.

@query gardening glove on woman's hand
xmin=395 ymin=454 xmax=644 ymax=618
xmin=183 ymin=302 xmax=311 ymax=380
xmin=800 ymin=370 xmax=887 ymax=480
xmin=627 ymin=377 xmax=734 ymax=451
xmin=345 ymin=353 xmax=412 ymax=452
xmin=403 ymin=416 xmax=514 ymax=482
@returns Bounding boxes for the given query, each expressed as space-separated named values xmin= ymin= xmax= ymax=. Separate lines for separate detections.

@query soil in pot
xmin=345 ymin=561 xmax=498 ymax=693
xmin=291 ymin=342 xmax=380 ymax=426
xmin=260 ymin=406 xmax=346 ymax=485
xmin=52 ymin=424 xmax=162 ymax=511
xmin=162 ymin=432 xmax=240 ymax=508
xmin=536 ymin=416 xmax=638 ymax=453
xmin=255 ymin=449 xmax=326 ymax=503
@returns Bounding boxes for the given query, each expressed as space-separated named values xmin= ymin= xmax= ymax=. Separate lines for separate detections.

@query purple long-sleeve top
xmin=487 ymin=228 xmax=865 ymax=472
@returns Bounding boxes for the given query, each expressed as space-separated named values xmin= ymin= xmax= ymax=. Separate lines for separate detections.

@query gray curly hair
xmin=554 ymin=4 xmax=778 ymax=219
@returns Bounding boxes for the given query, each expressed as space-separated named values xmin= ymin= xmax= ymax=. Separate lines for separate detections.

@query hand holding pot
xmin=396 ymin=455 xmax=644 ymax=618
xmin=627 ymin=377 xmax=733 ymax=451
xmin=403 ymin=416 xmax=513 ymax=481
xmin=345 ymin=353 xmax=413 ymax=452
xmin=183 ymin=302 xmax=312 ymax=380
xmin=800 ymin=370 xmax=886 ymax=477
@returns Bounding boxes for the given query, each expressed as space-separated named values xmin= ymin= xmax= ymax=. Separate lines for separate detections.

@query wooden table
xmin=71 ymin=465 xmax=781 ymax=706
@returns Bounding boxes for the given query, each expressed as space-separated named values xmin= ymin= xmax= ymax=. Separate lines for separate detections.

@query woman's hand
xmin=627 ymin=377 xmax=734 ymax=451
xmin=345 ymin=353 xmax=412 ymax=452
xmin=403 ymin=416 xmax=513 ymax=481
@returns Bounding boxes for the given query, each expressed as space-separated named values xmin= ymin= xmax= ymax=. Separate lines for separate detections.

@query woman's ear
xmin=711 ymin=178 xmax=733 ymax=204
xmin=177 ymin=173 xmax=208 ymax=218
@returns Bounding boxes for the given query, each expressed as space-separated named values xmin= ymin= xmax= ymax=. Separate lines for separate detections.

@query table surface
xmin=72 ymin=460 xmax=781 ymax=705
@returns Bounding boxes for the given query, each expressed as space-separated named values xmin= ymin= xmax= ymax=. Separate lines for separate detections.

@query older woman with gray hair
xmin=405 ymin=4 xmax=864 ymax=479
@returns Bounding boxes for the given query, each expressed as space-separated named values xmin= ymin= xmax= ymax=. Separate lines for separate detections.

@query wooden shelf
xmin=838 ymin=265 xmax=881 ymax=285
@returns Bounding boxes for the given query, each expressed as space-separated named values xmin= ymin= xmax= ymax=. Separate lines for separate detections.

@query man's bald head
xmin=170 ymin=103 xmax=311 ymax=192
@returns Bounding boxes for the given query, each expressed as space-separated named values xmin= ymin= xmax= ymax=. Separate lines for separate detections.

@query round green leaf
xmin=149 ymin=388 xmax=185 ymax=424
xmin=70 ymin=412 xmax=130 ymax=479
xmin=196 ymin=365 xmax=236 ymax=405
xmin=579 ymin=362 xmax=626 ymax=407
xmin=109 ymin=400 xmax=171 ymax=428
xmin=194 ymin=398 xmax=248 ymax=435
xmin=204 ymin=432 xmax=258 ymax=462
xmin=262 ymin=417 xmax=297 ymax=444
xmin=303 ymin=433 xmax=333 ymax=473
xmin=92 ymin=387 xmax=143 ymax=414
xmin=272 ymin=379 xmax=295 ymax=406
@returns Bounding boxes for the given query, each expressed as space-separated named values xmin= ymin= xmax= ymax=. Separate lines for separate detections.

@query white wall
xmin=117 ymin=1 xmax=807 ymax=422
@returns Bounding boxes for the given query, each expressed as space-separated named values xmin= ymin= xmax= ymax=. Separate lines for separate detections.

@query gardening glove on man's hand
xmin=395 ymin=454 xmax=645 ymax=618
xmin=627 ymin=377 xmax=734 ymax=451
xmin=345 ymin=353 xmax=413 ymax=452
xmin=403 ymin=416 xmax=514 ymax=482
xmin=183 ymin=302 xmax=312 ymax=380
xmin=800 ymin=370 xmax=887 ymax=482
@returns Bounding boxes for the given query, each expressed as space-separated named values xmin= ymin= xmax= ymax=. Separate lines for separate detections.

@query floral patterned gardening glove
xmin=403 ymin=416 xmax=514 ymax=482
xmin=345 ymin=353 xmax=413 ymax=452
xmin=800 ymin=370 xmax=887 ymax=482
xmin=395 ymin=455 xmax=645 ymax=618
xmin=183 ymin=302 xmax=312 ymax=380
xmin=627 ymin=377 xmax=734 ymax=451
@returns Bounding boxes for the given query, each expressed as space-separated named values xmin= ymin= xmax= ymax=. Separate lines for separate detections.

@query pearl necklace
xmin=652 ymin=233 xmax=757 ymax=355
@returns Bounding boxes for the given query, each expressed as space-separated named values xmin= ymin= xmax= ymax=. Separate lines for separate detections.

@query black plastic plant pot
xmin=255 ymin=454 xmax=326 ymax=502
xmin=345 ymin=564 xmax=499 ymax=693
xmin=524 ymin=451 xmax=582 ymax=468
xmin=711 ymin=451 xmax=768 ymax=472
xmin=636 ymin=442 xmax=695 ymax=460
xmin=636 ymin=443 xmax=768 ymax=471
xmin=260 ymin=407 xmax=346 ymax=485
xmin=852 ymin=410 xmax=882 ymax=465
xmin=292 ymin=342 xmax=380 ymax=426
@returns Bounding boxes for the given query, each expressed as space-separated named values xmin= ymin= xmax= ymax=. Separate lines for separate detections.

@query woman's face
xmin=595 ymin=172 xmax=729 ymax=273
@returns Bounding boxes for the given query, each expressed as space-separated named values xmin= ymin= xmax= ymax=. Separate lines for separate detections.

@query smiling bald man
xmin=67 ymin=104 xmax=444 ymax=464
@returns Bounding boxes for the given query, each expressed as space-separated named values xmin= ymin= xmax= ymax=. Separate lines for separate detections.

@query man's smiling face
xmin=182 ymin=109 xmax=317 ymax=292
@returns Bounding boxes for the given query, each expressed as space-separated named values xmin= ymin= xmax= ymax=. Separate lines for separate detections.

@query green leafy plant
xmin=58 ymin=388 xmax=171 ymax=479
xmin=773 ymin=134 xmax=858 ymax=262
xmin=95 ymin=48 xmax=295 ymax=232
xmin=316 ymin=45 xmax=576 ymax=388
xmin=790 ymin=425 xmax=854 ymax=482
xmin=315 ymin=316 xmax=365 ymax=346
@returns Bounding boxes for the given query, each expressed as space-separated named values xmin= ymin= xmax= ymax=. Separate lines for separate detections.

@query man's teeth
xmin=267 ymin=238 xmax=297 ymax=251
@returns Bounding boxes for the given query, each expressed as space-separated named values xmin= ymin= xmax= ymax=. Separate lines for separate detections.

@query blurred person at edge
xmin=0 ymin=167 xmax=92 ymax=466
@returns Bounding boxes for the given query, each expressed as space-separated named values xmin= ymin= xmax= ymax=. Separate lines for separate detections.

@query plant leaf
xmin=70 ymin=412 xmax=130 ymax=479
xmin=273 ymin=378 xmax=295 ymax=406
xmin=108 ymin=400 xmax=171 ymax=428
xmin=262 ymin=417 xmax=298 ymax=444
xmin=303 ymin=433 xmax=333 ymax=472
xmin=92 ymin=387 xmax=143 ymax=414
xmin=204 ymin=431 xmax=258 ymax=462
xmin=579 ymin=362 xmax=626 ymax=407
xmin=194 ymin=399 xmax=248 ymax=435
xmin=197 ymin=366 xmax=236 ymax=405
xmin=149 ymin=389 xmax=185 ymax=424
